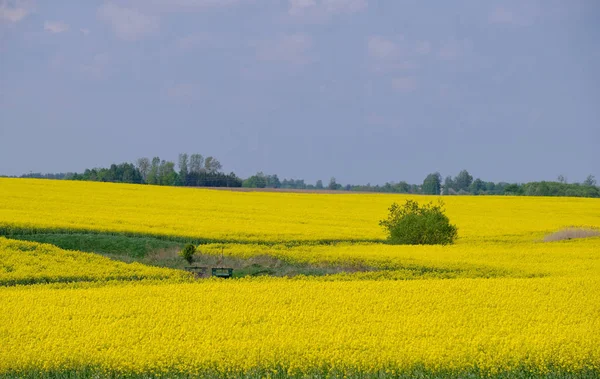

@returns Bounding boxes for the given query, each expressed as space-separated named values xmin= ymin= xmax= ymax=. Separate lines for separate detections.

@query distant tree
xmin=584 ymin=175 xmax=597 ymax=187
xmin=557 ymin=175 xmax=567 ymax=184
xmin=178 ymin=153 xmax=189 ymax=182
xmin=189 ymin=154 xmax=204 ymax=174
xmin=470 ymin=178 xmax=485 ymax=194
xmin=395 ymin=181 xmax=410 ymax=193
xmin=315 ymin=180 xmax=324 ymax=189
xmin=282 ymin=178 xmax=306 ymax=189
xmin=204 ymin=156 xmax=222 ymax=174
xmin=158 ymin=160 xmax=178 ymax=186
xmin=146 ymin=157 xmax=161 ymax=185
xmin=328 ymin=177 xmax=341 ymax=190
xmin=442 ymin=176 xmax=455 ymax=195
xmin=454 ymin=170 xmax=473 ymax=192
xmin=422 ymin=172 xmax=441 ymax=195
xmin=484 ymin=181 xmax=496 ymax=193
xmin=266 ymin=174 xmax=281 ymax=188
xmin=136 ymin=157 xmax=150 ymax=182
xmin=243 ymin=172 xmax=267 ymax=188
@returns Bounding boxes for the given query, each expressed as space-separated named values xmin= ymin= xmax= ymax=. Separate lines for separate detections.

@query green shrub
xmin=179 ymin=243 xmax=196 ymax=265
xmin=379 ymin=199 xmax=458 ymax=245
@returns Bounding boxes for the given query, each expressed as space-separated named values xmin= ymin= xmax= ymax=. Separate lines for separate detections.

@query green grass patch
xmin=7 ymin=233 xmax=182 ymax=259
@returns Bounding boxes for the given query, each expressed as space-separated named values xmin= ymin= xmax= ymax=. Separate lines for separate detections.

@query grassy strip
xmin=1 ymin=367 xmax=597 ymax=379
xmin=4 ymin=234 xmax=377 ymax=278
xmin=5 ymin=234 xmax=514 ymax=280
xmin=0 ymin=224 xmax=384 ymax=246
xmin=7 ymin=233 xmax=182 ymax=259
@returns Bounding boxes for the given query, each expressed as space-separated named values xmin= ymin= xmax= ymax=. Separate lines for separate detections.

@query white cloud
xmin=438 ymin=38 xmax=471 ymax=61
xmin=255 ymin=33 xmax=313 ymax=65
xmin=488 ymin=4 xmax=542 ymax=26
xmin=368 ymin=35 xmax=424 ymax=72
xmin=81 ymin=53 xmax=111 ymax=79
xmin=489 ymin=7 xmax=515 ymax=24
xmin=44 ymin=21 xmax=69 ymax=34
xmin=391 ymin=76 xmax=417 ymax=92
xmin=368 ymin=36 xmax=398 ymax=60
xmin=116 ymin=0 xmax=249 ymax=13
xmin=165 ymin=82 xmax=195 ymax=102
xmin=0 ymin=0 xmax=34 ymax=23
xmin=97 ymin=3 xmax=158 ymax=41
xmin=175 ymin=33 xmax=218 ymax=50
xmin=415 ymin=40 xmax=431 ymax=55
xmin=288 ymin=0 xmax=367 ymax=20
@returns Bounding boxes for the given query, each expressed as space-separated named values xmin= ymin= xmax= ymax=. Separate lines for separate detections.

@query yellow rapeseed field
xmin=1 ymin=178 xmax=599 ymax=243
xmin=0 ymin=237 xmax=188 ymax=285
xmin=2 ymin=278 xmax=600 ymax=377
xmin=0 ymin=178 xmax=599 ymax=377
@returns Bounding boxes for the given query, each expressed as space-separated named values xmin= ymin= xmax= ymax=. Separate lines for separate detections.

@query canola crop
xmin=1 ymin=178 xmax=599 ymax=243
xmin=1 ymin=278 xmax=599 ymax=377
xmin=0 ymin=178 xmax=600 ymax=377
xmin=0 ymin=237 xmax=188 ymax=285
xmin=199 ymin=237 xmax=600 ymax=280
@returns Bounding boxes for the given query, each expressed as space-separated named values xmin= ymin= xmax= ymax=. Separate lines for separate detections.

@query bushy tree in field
xmin=379 ymin=199 xmax=458 ymax=245
xmin=179 ymin=244 xmax=196 ymax=265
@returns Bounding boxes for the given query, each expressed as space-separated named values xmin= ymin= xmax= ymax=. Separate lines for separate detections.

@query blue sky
xmin=0 ymin=0 xmax=598 ymax=184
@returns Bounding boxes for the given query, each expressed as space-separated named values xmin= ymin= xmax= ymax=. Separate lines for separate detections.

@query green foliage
xmin=328 ymin=177 xmax=342 ymax=190
xmin=71 ymin=163 xmax=143 ymax=184
xmin=584 ymin=175 xmax=596 ymax=187
xmin=422 ymin=172 xmax=441 ymax=195
xmin=507 ymin=181 xmax=600 ymax=198
xmin=7 ymin=233 xmax=181 ymax=259
xmin=179 ymin=243 xmax=196 ymax=265
xmin=454 ymin=170 xmax=473 ymax=191
xmin=379 ymin=200 xmax=458 ymax=245
xmin=243 ymin=172 xmax=267 ymax=188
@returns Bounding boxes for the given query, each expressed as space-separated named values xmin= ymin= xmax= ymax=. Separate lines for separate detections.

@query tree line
xmin=240 ymin=170 xmax=599 ymax=198
xmin=15 ymin=162 xmax=599 ymax=198
xmin=20 ymin=153 xmax=242 ymax=188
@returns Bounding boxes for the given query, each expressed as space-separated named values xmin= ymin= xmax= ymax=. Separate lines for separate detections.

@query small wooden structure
xmin=211 ymin=267 xmax=233 ymax=278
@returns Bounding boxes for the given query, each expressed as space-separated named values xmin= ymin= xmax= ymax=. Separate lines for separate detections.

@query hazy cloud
xmin=391 ymin=76 xmax=417 ymax=92
xmin=368 ymin=36 xmax=397 ymax=60
xmin=438 ymin=38 xmax=471 ymax=61
xmin=255 ymin=33 xmax=313 ymax=65
xmin=368 ymin=35 xmax=425 ymax=72
xmin=175 ymin=33 xmax=220 ymax=51
xmin=44 ymin=21 xmax=69 ymax=34
xmin=0 ymin=0 xmax=33 ymax=23
xmin=164 ymin=82 xmax=196 ymax=103
xmin=80 ymin=28 xmax=90 ymax=35
xmin=415 ymin=40 xmax=431 ymax=55
xmin=81 ymin=53 xmax=111 ymax=79
xmin=288 ymin=0 xmax=367 ymax=21
xmin=488 ymin=3 xmax=544 ymax=26
xmin=489 ymin=7 xmax=515 ymax=24
xmin=118 ymin=0 xmax=250 ymax=14
xmin=98 ymin=3 xmax=158 ymax=41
